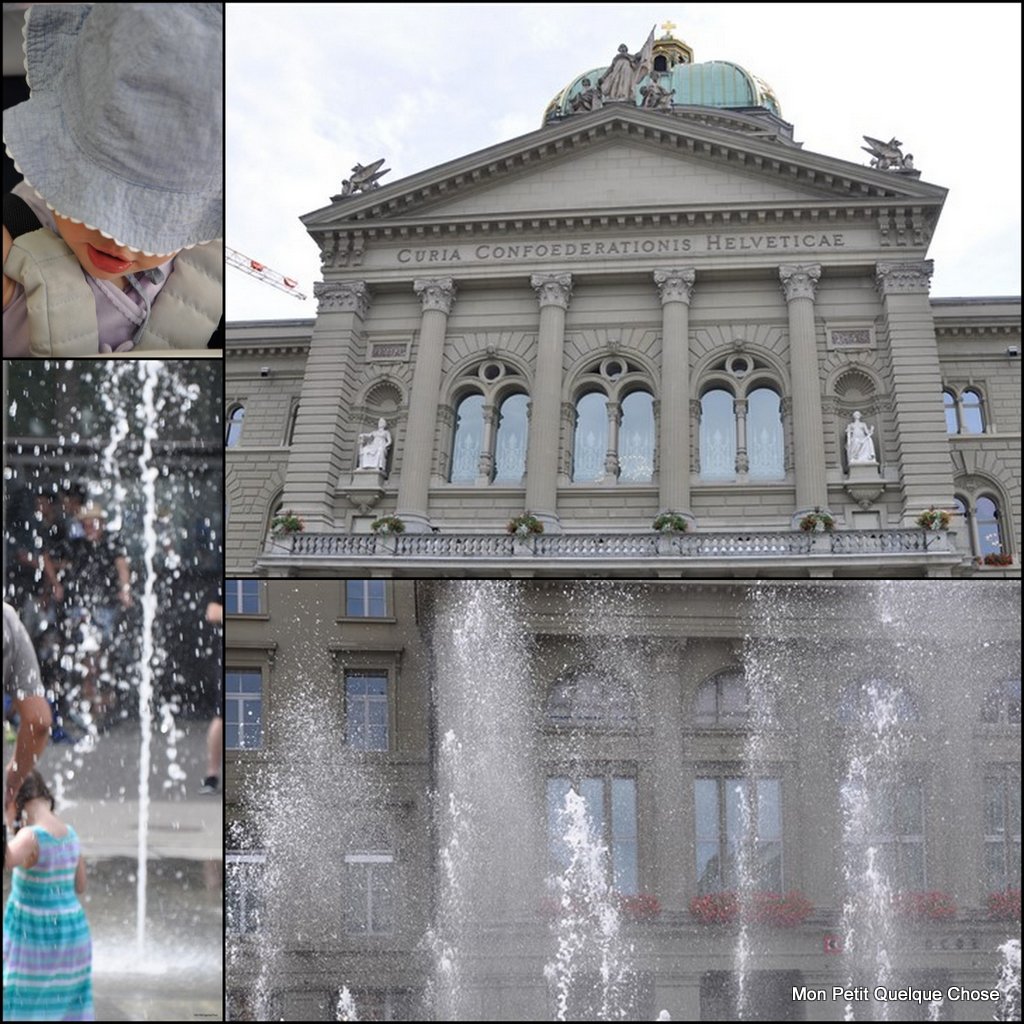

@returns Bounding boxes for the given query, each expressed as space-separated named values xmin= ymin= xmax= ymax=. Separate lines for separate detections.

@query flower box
xmin=915 ymin=507 xmax=951 ymax=531
xmin=653 ymin=513 xmax=688 ymax=534
xmin=689 ymin=890 xmax=812 ymax=927
xmin=270 ymin=510 xmax=304 ymax=535
xmin=987 ymin=888 xmax=1021 ymax=922
xmin=799 ymin=509 xmax=835 ymax=533
xmin=370 ymin=515 xmax=405 ymax=536
xmin=507 ymin=513 xmax=544 ymax=537
xmin=892 ymin=890 xmax=957 ymax=921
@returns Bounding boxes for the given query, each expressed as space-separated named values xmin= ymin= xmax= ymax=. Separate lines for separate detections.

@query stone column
xmin=396 ymin=277 xmax=457 ymax=532
xmin=779 ymin=264 xmax=828 ymax=516
xmin=875 ymin=260 xmax=955 ymax=523
xmin=524 ymin=273 xmax=572 ymax=530
xmin=654 ymin=268 xmax=696 ymax=519
xmin=604 ymin=399 xmax=621 ymax=481
xmin=734 ymin=397 xmax=749 ymax=474
xmin=281 ymin=280 xmax=370 ymax=530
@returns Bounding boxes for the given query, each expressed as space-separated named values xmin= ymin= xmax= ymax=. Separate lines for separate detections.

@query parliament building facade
xmin=226 ymin=30 xmax=1020 ymax=578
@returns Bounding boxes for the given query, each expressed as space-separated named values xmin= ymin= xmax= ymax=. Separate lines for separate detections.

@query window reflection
xmin=700 ymin=389 xmax=735 ymax=480
xmin=573 ymin=392 xmax=608 ymax=482
xmin=619 ymin=391 xmax=655 ymax=483
xmin=450 ymin=393 xmax=484 ymax=483
xmin=747 ymin=388 xmax=784 ymax=479
xmin=494 ymin=393 xmax=528 ymax=482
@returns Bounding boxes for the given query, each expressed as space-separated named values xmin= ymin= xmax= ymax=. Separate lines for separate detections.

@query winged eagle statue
xmin=861 ymin=136 xmax=914 ymax=173
xmin=333 ymin=158 xmax=391 ymax=200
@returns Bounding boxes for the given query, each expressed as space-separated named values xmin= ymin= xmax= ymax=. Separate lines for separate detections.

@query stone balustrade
xmin=267 ymin=529 xmax=958 ymax=571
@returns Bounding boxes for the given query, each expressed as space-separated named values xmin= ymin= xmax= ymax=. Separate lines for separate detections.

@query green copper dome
xmin=543 ymin=31 xmax=781 ymax=123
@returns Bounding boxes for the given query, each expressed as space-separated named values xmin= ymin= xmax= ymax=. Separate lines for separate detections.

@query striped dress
xmin=3 ymin=825 xmax=94 ymax=1021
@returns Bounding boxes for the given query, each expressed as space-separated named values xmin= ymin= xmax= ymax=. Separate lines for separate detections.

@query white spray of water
xmin=996 ymin=938 xmax=1021 ymax=1022
xmin=336 ymin=985 xmax=359 ymax=1022
xmin=544 ymin=788 xmax=630 ymax=1022
xmin=135 ymin=362 xmax=161 ymax=951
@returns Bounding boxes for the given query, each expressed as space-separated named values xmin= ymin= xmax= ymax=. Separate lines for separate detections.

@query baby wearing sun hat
xmin=2 ymin=4 xmax=223 ymax=356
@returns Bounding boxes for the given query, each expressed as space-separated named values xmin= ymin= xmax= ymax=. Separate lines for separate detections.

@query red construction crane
xmin=227 ymin=246 xmax=307 ymax=300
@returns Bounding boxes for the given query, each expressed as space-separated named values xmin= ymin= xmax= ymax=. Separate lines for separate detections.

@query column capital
xmin=414 ymin=277 xmax=457 ymax=314
xmin=875 ymin=260 xmax=934 ymax=296
xmin=313 ymin=280 xmax=370 ymax=317
xmin=653 ymin=267 xmax=696 ymax=305
xmin=779 ymin=264 xmax=821 ymax=302
xmin=530 ymin=272 xmax=573 ymax=310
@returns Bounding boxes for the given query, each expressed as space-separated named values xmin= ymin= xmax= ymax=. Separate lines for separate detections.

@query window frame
xmin=546 ymin=769 xmax=639 ymax=896
xmin=227 ymin=849 xmax=266 ymax=935
xmin=226 ymin=579 xmax=264 ymax=617
xmin=344 ymin=580 xmax=389 ymax=619
xmin=343 ymin=850 xmax=396 ymax=936
xmin=694 ymin=669 xmax=749 ymax=728
xmin=226 ymin=404 xmax=245 ymax=447
xmin=226 ymin=668 xmax=264 ymax=750
xmin=694 ymin=773 xmax=783 ymax=895
xmin=983 ymin=766 xmax=1021 ymax=893
xmin=345 ymin=669 xmax=391 ymax=752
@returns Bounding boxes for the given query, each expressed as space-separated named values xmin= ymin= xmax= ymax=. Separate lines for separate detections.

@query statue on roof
xmin=598 ymin=27 xmax=655 ymax=101
xmin=333 ymin=158 xmax=391 ymax=201
xmin=861 ymin=136 xmax=915 ymax=173
xmin=570 ymin=77 xmax=604 ymax=113
xmin=640 ymin=78 xmax=672 ymax=110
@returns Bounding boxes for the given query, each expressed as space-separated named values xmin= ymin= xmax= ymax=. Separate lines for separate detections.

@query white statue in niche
xmin=845 ymin=411 xmax=877 ymax=465
xmin=357 ymin=418 xmax=391 ymax=471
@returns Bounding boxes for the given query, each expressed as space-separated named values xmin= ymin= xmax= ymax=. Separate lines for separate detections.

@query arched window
xmin=573 ymin=392 xmax=608 ymax=482
xmin=942 ymin=390 xmax=958 ymax=434
xmin=976 ymin=496 xmax=1003 ymax=557
xmin=494 ymin=393 xmax=528 ymax=483
xmin=450 ymin=393 xmax=484 ymax=483
xmin=943 ymin=386 xmax=987 ymax=434
xmin=747 ymin=387 xmax=784 ymax=480
xmin=961 ymin=389 xmax=985 ymax=433
xmin=700 ymin=389 xmax=735 ymax=480
xmin=226 ymin=405 xmax=245 ymax=447
xmin=695 ymin=670 xmax=747 ymax=727
xmin=618 ymin=390 xmax=655 ymax=483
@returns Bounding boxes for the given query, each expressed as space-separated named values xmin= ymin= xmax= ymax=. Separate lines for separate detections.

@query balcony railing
xmin=261 ymin=529 xmax=959 ymax=570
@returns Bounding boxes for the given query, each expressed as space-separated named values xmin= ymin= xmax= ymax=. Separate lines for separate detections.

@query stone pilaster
xmin=396 ymin=278 xmax=457 ymax=532
xmin=654 ymin=268 xmax=696 ymax=519
xmin=779 ymin=264 xmax=828 ymax=515
xmin=524 ymin=273 xmax=572 ymax=529
xmin=875 ymin=260 xmax=954 ymax=523
xmin=281 ymin=280 xmax=370 ymax=529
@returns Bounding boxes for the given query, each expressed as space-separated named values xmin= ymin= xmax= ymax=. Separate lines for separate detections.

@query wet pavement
xmin=4 ymin=716 xmax=224 ymax=1020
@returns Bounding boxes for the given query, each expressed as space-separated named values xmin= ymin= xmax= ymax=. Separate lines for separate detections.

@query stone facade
xmin=227 ymin=106 xmax=1020 ymax=579
xmin=225 ymin=580 xmax=1022 ymax=1021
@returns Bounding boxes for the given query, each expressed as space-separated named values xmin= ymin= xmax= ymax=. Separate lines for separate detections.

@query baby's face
xmin=54 ymin=215 xmax=177 ymax=284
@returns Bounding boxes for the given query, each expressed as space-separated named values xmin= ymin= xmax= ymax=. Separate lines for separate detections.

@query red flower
xmin=689 ymin=891 xmax=812 ymax=927
xmin=987 ymin=888 xmax=1021 ymax=921
xmin=892 ymin=891 xmax=957 ymax=921
xmin=618 ymin=893 xmax=661 ymax=921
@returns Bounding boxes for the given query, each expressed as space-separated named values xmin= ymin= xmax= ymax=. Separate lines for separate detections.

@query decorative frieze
xmin=875 ymin=260 xmax=934 ymax=295
xmin=530 ymin=272 xmax=573 ymax=310
xmin=779 ymin=264 xmax=821 ymax=303
xmin=414 ymin=277 xmax=457 ymax=314
xmin=653 ymin=267 xmax=696 ymax=305
xmin=313 ymin=280 xmax=370 ymax=317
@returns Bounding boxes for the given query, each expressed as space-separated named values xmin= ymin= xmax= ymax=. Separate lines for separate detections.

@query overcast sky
xmin=226 ymin=2 xmax=1021 ymax=321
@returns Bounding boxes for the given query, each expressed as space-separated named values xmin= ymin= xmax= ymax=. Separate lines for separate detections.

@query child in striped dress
xmin=3 ymin=771 xmax=94 ymax=1021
